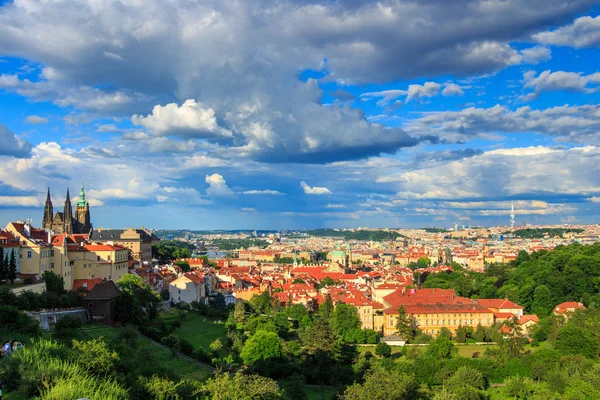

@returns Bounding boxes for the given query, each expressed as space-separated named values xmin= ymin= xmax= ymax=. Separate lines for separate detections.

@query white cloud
xmin=406 ymin=82 xmax=441 ymax=103
xmin=441 ymin=83 xmax=464 ymax=97
xmin=522 ymin=70 xmax=600 ymax=100
xmin=205 ymin=173 xmax=234 ymax=197
xmin=520 ymin=46 xmax=552 ymax=64
xmin=132 ymin=99 xmax=231 ymax=138
xmin=360 ymin=90 xmax=407 ymax=106
xmin=25 ymin=115 xmax=48 ymax=124
xmin=0 ymin=196 xmax=41 ymax=207
xmin=300 ymin=181 xmax=331 ymax=195
xmin=405 ymin=104 xmax=600 ymax=144
xmin=325 ymin=203 xmax=345 ymax=209
xmin=534 ymin=15 xmax=600 ymax=48
xmin=243 ymin=190 xmax=284 ymax=195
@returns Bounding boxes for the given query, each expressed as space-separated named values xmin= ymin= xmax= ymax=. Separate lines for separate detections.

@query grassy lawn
xmin=356 ymin=345 xmax=403 ymax=356
xmin=163 ymin=310 xmax=228 ymax=350
xmin=456 ymin=344 xmax=497 ymax=357
xmin=305 ymin=385 xmax=339 ymax=400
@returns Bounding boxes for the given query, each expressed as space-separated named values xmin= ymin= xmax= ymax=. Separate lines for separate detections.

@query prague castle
xmin=42 ymin=183 xmax=92 ymax=234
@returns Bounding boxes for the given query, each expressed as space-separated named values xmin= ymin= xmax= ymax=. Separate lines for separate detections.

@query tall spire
xmin=46 ymin=187 xmax=51 ymax=203
xmin=65 ymin=187 xmax=70 ymax=202
xmin=77 ymin=182 xmax=88 ymax=207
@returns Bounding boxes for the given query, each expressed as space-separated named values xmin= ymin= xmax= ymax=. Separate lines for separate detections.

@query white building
xmin=169 ymin=271 xmax=206 ymax=304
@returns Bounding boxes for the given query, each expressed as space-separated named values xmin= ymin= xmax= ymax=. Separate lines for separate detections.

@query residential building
xmin=67 ymin=243 xmax=129 ymax=282
xmin=5 ymin=221 xmax=54 ymax=279
xmin=90 ymin=227 xmax=159 ymax=261
xmin=169 ymin=271 xmax=206 ymax=304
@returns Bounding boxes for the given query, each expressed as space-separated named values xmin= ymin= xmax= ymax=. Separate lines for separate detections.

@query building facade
xmin=90 ymin=227 xmax=158 ymax=261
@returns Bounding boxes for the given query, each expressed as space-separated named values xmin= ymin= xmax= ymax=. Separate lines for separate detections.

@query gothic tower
xmin=75 ymin=182 xmax=91 ymax=233
xmin=63 ymin=188 xmax=73 ymax=234
xmin=42 ymin=188 xmax=53 ymax=231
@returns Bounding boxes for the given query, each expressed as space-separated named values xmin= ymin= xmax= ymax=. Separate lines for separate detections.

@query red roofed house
xmin=553 ymin=301 xmax=586 ymax=320
xmin=169 ymin=270 xmax=206 ymax=305
xmin=477 ymin=298 xmax=524 ymax=318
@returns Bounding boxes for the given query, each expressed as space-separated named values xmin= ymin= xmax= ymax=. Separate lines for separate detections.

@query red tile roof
xmin=72 ymin=278 xmax=103 ymax=291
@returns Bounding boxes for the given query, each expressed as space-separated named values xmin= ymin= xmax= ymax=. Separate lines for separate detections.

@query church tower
xmin=75 ymin=182 xmax=91 ymax=233
xmin=63 ymin=188 xmax=73 ymax=234
xmin=42 ymin=188 xmax=53 ymax=231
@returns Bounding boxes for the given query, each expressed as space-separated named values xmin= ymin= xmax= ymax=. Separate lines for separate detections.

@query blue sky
xmin=1 ymin=0 xmax=600 ymax=229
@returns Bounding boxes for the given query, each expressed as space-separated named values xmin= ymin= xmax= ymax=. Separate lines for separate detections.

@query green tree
xmin=72 ymin=337 xmax=119 ymax=376
xmin=0 ymin=247 xmax=5 ymax=283
xmin=7 ymin=250 xmax=17 ymax=284
xmin=279 ymin=373 xmax=307 ymax=400
xmin=174 ymin=260 xmax=190 ymax=272
xmin=250 ymin=291 xmax=273 ymax=314
xmin=42 ymin=270 xmax=65 ymax=294
xmin=474 ymin=324 xmax=486 ymax=342
xmin=375 ymin=342 xmax=392 ymax=358
xmin=531 ymin=284 xmax=554 ymax=317
xmin=116 ymin=274 xmax=160 ymax=326
xmin=330 ymin=303 xmax=361 ymax=340
xmin=554 ymin=325 xmax=597 ymax=358
xmin=505 ymin=317 xmax=525 ymax=358
xmin=201 ymin=372 xmax=282 ymax=399
xmin=426 ymin=334 xmax=455 ymax=359
xmin=234 ymin=300 xmax=247 ymax=325
xmin=455 ymin=326 xmax=467 ymax=343
xmin=342 ymin=366 xmax=422 ymax=400
xmin=240 ymin=330 xmax=282 ymax=365
xmin=445 ymin=366 xmax=486 ymax=391
xmin=395 ymin=306 xmax=418 ymax=340
xmin=300 ymin=316 xmax=338 ymax=354
xmin=318 ymin=293 xmax=334 ymax=321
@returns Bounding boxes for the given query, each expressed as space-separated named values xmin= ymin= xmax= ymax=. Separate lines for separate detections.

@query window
xmin=88 ymin=303 xmax=93 ymax=308
xmin=97 ymin=256 xmax=100 ymax=261
xmin=108 ymin=255 xmax=111 ymax=261
xmin=51 ymin=263 xmax=54 ymax=269
xmin=84 ymin=264 xmax=87 ymax=268
xmin=51 ymin=250 xmax=55 ymax=256
xmin=27 ymin=251 xmax=32 ymax=258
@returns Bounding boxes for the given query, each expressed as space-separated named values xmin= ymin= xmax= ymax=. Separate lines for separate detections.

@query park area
xmin=162 ymin=309 xmax=228 ymax=351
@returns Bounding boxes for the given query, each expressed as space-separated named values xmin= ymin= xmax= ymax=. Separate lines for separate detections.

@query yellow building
xmin=5 ymin=221 xmax=54 ymax=278
xmin=90 ymin=227 xmax=158 ymax=261
xmin=383 ymin=303 xmax=495 ymax=337
xmin=67 ymin=244 xmax=129 ymax=282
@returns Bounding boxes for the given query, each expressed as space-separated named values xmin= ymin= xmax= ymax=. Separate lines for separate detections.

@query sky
xmin=1 ymin=0 xmax=600 ymax=230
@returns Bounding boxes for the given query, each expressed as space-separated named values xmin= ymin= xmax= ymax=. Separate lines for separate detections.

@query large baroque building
xmin=42 ymin=183 xmax=92 ymax=235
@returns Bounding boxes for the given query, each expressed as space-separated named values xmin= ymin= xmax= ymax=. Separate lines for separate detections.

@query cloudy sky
xmin=1 ymin=0 xmax=600 ymax=230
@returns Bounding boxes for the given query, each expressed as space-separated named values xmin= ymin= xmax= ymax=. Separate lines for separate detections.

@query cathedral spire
xmin=46 ymin=187 xmax=51 ymax=203
xmin=77 ymin=182 xmax=88 ymax=207
xmin=42 ymin=187 xmax=54 ymax=230
xmin=65 ymin=187 xmax=70 ymax=203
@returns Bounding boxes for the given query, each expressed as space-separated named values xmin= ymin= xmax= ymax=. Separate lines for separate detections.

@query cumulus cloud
xmin=360 ymin=90 xmax=407 ymax=106
xmin=0 ymin=0 xmax=591 ymax=163
xmin=520 ymin=47 xmax=552 ymax=64
xmin=132 ymin=99 xmax=231 ymax=138
xmin=0 ymin=196 xmax=41 ymax=207
xmin=205 ymin=173 xmax=235 ymax=197
xmin=405 ymin=104 xmax=600 ymax=144
xmin=522 ymin=70 xmax=600 ymax=100
xmin=243 ymin=190 xmax=284 ymax=195
xmin=406 ymin=82 xmax=441 ymax=103
xmin=25 ymin=115 xmax=48 ymax=124
xmin=378 ymin=146 xmax=600 ymax=202
xmin=0 ymin=124 xmax=32 ymax=158
xmin=325 ymin=203 xmax=345 ymax=209
xmin=441 ymin=83 xmax=465 ymax=97
xmin=300 ymin=181 xmax=331 ymax=195
xmin=534 ymin=15 xmax=600 ymax=48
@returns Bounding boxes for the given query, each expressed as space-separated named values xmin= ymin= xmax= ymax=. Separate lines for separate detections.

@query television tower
xmin=510 ymin=201 xmax=515 ymax=230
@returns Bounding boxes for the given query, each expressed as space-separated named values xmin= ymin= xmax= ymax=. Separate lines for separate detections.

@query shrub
xmin=160 ymin=335 xmax=180 ymax=350
xmin=375 ymin=342 xmax=392 ymax=358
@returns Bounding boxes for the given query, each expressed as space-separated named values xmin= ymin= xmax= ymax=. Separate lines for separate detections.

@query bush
xmin=54 ymin=314 xmax=83 ymax=331
xmin=160 ymin=335 xmax=180 ymax=350
xmin=375 ymin=342 xmax=392 ymax=358
xmin=179 ymin=338 xmax=194 ymax=356
xmin=466 ymin=338 xmax=476 ymax=344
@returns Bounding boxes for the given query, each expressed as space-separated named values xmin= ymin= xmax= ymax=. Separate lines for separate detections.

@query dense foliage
xmin=152 ymin=240 xmax=195 ymax=262
xmin=305 ymin=229 xmax=405 ymax=241
xmin=209 ymin=238 xmax=269 ymax=251
xmin=506 ymin=228 xmax=584 ymax=239
xmin=422 ymin=243 xmax=600 ymax=312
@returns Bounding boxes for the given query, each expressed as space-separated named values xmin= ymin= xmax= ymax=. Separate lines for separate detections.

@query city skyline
xmin=1 ymin=1 xmax=600 ymax=229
